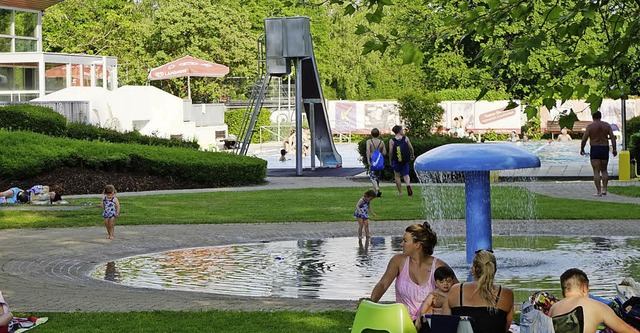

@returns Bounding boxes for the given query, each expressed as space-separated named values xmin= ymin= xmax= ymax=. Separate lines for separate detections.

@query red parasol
xmin=147 ymin=55 xmax=230 ymax=99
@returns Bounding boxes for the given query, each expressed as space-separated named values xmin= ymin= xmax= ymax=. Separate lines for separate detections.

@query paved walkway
xmin=2 ymin=174 xmax=640 ymax=313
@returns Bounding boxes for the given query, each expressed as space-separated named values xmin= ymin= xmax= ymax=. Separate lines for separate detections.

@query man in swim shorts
xmin=549 ymin=268 xmax=638 ymax=333
xmin=580 ymin=111 xmax=617 ymax=196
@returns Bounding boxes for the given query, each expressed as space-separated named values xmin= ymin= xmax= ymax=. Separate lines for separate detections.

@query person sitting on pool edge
xmin=549 ymin=268 xmax=638 ymax=333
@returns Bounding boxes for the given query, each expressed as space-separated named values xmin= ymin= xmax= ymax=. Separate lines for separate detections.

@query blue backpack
xmin=370 ymin=140 xmax=385 ymax=171
xmin=392 ymin=136 xmax=411 ymax=163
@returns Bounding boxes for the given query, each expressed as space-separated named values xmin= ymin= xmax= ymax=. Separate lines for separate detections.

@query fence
xmin=0 ymin=101 xmax=90 ymax=124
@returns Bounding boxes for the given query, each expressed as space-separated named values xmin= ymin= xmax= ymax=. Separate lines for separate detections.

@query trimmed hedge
xmin=66 ymin=122 xmax=200 ymax=149
xmin=0 ymin=130 xmax=266 ymax=187
xmin=357 ymin=134 xmax=473 ymax=180
xmin=0 ymin=104 xmax=200 ymax=149
xmin=0 ymin=104 xmax=67 ymax=136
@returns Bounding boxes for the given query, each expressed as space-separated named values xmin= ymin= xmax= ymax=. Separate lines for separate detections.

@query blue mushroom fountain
xmin=414 ymin=143 xmax=541 ymax=263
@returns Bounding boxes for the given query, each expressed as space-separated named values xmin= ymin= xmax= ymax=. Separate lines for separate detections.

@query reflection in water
xmin=104 ymin=261 xmax=119 ymax=282
xmin=90 ymin=236 xmax=640 ymax=301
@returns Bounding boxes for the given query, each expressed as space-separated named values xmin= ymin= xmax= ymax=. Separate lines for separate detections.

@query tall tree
xmin=309 ymin=0 xmax=640 ymax=126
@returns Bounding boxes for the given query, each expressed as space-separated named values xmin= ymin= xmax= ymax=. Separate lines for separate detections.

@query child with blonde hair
xmin=354 ymin=189 xmax=377 ymax=239
xmin=98 ymin=185 xmax=120 ymax=239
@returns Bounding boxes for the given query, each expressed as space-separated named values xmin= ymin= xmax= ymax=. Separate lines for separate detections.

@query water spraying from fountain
xmin=414 ymin=143 xmax=541 ymax=263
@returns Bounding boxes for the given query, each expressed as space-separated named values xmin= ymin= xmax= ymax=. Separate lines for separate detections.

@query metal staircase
xmin=235 ymin=34 xmax=271 ymax=155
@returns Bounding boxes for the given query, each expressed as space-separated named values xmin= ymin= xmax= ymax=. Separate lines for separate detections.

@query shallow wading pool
xmin=91 ymin=235 xmax=640 ymax=301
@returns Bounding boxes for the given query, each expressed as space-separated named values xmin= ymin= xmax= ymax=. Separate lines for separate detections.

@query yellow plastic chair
xmin=351 ymin=300 xmax=417 ymax=333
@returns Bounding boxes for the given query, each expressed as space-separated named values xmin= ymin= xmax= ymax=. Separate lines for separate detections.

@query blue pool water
xmin=255 ymin=141 xmax=619 ymax=169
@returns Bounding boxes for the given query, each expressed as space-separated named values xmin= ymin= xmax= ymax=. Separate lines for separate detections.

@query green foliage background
xmin=41 ymin=0 xmax=424 ymax=102
xmin=224 ymin=108 xmax=273 ymax=143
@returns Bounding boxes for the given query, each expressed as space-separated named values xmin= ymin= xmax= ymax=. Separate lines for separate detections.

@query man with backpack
xmin=366 ymin=128 xmax=387 ymax=197
xmin=389 ymin=125 xmax=415 ymax=196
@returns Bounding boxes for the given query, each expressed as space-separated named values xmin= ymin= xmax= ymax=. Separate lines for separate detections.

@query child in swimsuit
xmin=354 ymin=189 xmax=377 ymax=239
xmin=97 ymin=185 xmax=120 ymax=240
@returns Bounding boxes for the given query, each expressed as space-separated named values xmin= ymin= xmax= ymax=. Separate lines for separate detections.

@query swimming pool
xmin=90 ymin=235 xmax=640 ymax=301
xmin=517 ymin=141 xmax=620 ymax=166
xmin=255 ymin=141 xmax=619 ymax=169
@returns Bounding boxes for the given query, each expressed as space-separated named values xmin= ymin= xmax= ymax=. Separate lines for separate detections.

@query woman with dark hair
xmin=363 ymin=222 xmax=458 ymax=321
xmin=443 ymin=250 xmax=514 ymax=333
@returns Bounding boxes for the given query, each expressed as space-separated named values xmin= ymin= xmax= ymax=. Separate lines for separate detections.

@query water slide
xmin=300 ymin=47 xmax=342 ymax=168
xmin=264 ymin=17 xmax=342 ymax=169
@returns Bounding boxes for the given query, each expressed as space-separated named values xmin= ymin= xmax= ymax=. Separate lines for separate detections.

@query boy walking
xmin=366 ymin=128 xmax=387 ymax=197
xmin=389 ymin=125 xmax=415 ymax=196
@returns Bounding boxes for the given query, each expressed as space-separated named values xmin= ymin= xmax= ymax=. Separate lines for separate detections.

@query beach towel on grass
xmin=1 ymin=291 xmax=48 ymax=333
xmin=6 ymin=317 xmax=48 ymax=333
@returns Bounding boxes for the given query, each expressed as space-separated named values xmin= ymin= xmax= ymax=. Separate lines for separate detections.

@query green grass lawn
xmin=609 ymin=185 xmax=640 ymax=197
xmin=2 ymin=185 xmax=640 ymax=229
xmin=3 ymin=184 xmax=637 ymax=332
xmin=16 ymin=310 xmax=355 ymax=333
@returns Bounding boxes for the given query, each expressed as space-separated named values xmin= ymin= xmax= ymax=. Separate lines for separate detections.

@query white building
xmin=0 ymin=1 xmax=227 ymax=149
xmin=0 ymin=0 xmax=118 ymax=101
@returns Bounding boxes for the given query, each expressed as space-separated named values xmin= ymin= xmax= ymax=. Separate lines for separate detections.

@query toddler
xmin=354 ymin=189 xmax=377 ymax=239
xmin=97 ymin=185 xmax=120 ymax=239
xmin=419 ymin=266 xmax=456 ymax=315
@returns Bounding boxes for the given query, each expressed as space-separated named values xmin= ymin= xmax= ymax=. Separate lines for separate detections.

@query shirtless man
xmin=580 ymin=111 xmax=617 ymax=196
xmin=549 ymin=268 xmax=638 ymax=333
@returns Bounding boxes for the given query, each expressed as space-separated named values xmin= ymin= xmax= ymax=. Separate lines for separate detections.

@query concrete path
xmin=1 ymin=175 xmax=640 ymax=314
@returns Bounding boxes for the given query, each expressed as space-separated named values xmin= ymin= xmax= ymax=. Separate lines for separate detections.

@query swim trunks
xmin=590 ymin=145 xmax=609 ymax=160
xmin=392 ymin=160 xmax=410 ymax=176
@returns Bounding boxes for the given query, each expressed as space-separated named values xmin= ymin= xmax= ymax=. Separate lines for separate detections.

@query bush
xmin=66 ymin=122 xmax=200 ymax=149
xmin=626 ymin=116 xmax=640 ymax=147
xmin=434 ymin=88 xmax=511 ymax=101
xmin=225 ymin=108 xmax=272 ymax=143
xmin=0 ymin=104 xmax=67 ymax=136
xmin=357 ymin=134 xmax=472 ymax=180
xmin=397 ymin=92 xmax=445 ymax=138
xmin=482 ymin=130 xmax=510 ymax=141
xmin=0 ymin=130 xmax=266 ymax=187
xmin=630 ymin=132 xmax=640 ymax=161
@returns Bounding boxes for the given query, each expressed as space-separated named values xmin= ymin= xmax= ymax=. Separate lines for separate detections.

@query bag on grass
xmin=28 ymin=185 xmax=50 ymax=205
xmin=623 ymin=296 xmax=640 ymax=329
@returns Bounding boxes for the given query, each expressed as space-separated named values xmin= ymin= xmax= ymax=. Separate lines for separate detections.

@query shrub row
xmin=66 ymin=122 xmax=200 ymax=149
xmin=0 ymin=104 xmax=67 ymax=136
xmin=357 ymin=134 xmax=473 ymax=180
xmin=0 ymin=130 xmax=266 ymax=187
xmin=0 ymin=104 xmax=200 ymax=149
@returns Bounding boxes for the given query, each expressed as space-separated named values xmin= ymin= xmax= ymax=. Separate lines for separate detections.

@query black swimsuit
xmin=451 ymin=283 xmax=509 ymax=333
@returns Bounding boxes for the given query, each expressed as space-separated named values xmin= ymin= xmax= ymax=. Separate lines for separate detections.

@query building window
xmin=14 ymin=11 xmax=37 ymax=37
xmin=0 ymin=8 xmax=39 ymax=53
xmin=0 ymin=9 xmax=11 ymax=35
xmin=15 ymin=39 xmax=36 ymax=52
xmin=0 ymin=38 xmax=10 ymax=52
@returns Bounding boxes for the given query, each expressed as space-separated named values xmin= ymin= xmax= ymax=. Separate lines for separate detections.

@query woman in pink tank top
xmin=362 ymin=222 xmax=458 ymax=321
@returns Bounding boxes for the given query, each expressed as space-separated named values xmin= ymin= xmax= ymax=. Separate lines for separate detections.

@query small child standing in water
xmin=98 ymin=185 xmax=120 ymax=240
xmin=354 ymin=189 xmax=377 ymax=239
